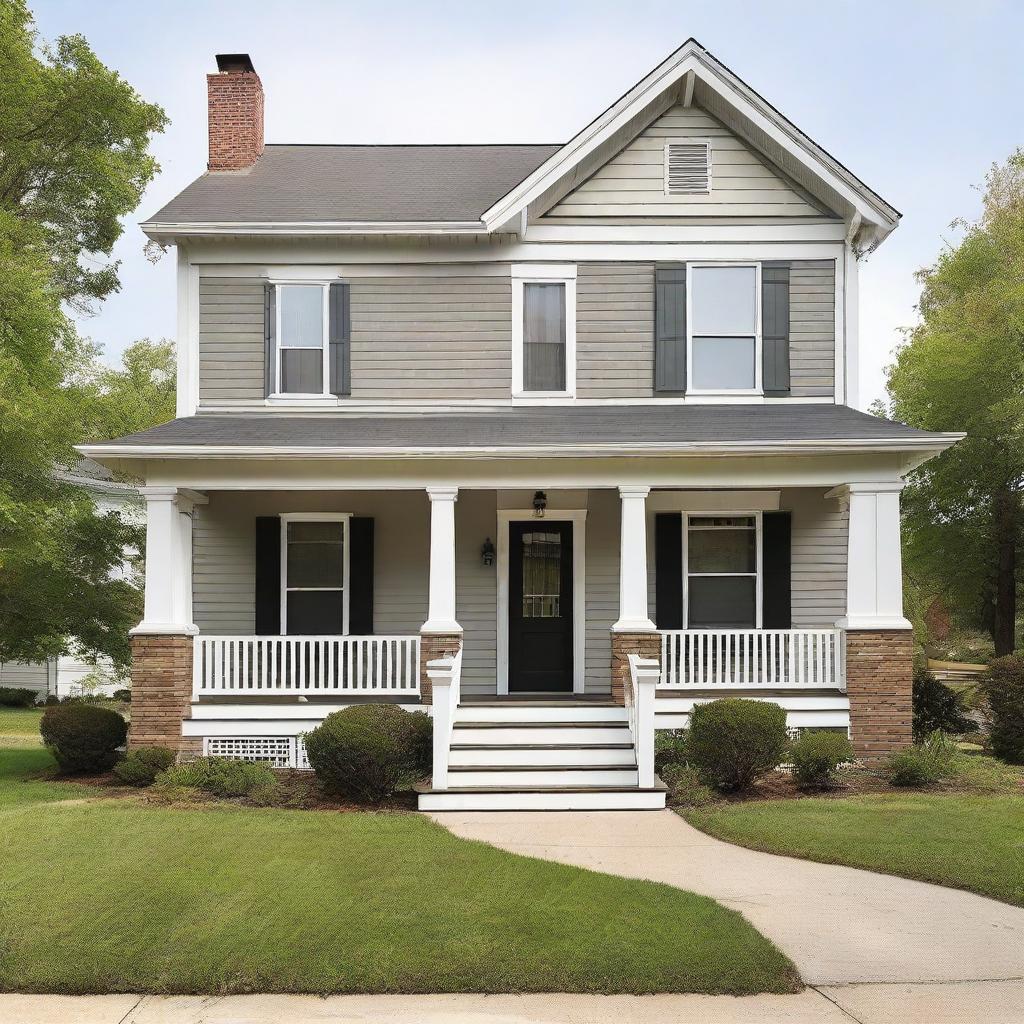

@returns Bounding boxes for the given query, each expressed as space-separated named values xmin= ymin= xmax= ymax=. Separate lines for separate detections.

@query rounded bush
xmin=789 ymin=730 xmax=853 ymax=788
xmin=40 ymin=703 xmax=127 ymax=773
xmin=303 ymin=705 xmax=432 ymax=803
xmin=0 ymin=687 xmax=37 ymax=708
xmin=112 ymin=746 xmax=176 ymax=787
xmin=980 ymin=656 xmax=1024 ymax=764
xmin=912 ymin=666 xmax=973 ymax=742
xmin=687 ymin=698 xmax=788 ymax=792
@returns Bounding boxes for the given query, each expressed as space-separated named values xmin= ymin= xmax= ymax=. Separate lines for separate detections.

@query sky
xmin=30 ymin=0 xmax=1024 ymax=410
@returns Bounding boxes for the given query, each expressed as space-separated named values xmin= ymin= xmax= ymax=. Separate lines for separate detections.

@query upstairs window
xmin=688 ymin=264 xmax=760 ymax=393
xmin=512 ymin=265 xmax=576 ymax=398
xmin=664 ymin=140 xmax=711 ymax=195
xmin=277 ymin=284 xmax=327 ymax=395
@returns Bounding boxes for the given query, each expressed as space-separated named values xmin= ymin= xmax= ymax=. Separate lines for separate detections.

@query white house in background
xmin=81 ymin=40 xmax=960 ymax=810
xmin=0 ymin=460 xmax=142 ymax=699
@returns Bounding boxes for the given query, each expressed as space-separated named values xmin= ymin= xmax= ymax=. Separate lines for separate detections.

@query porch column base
xmin=129 ymin=633 xmax=200 ymax=758
xmin=610 ymin=631 xmax=661 ymax=706
xmin=845 ymin=629 xmax=913 ymax=763
xmin=419 ymin=632 xmax=462 ymax=706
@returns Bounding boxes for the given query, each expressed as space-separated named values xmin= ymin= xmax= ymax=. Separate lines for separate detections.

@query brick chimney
xmin=207 ymin=53 xmax=264 ymax=171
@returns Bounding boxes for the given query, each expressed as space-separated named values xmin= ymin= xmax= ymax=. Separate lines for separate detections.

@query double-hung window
xmin=512 ymin=265 xmax=576 ymax=398
xmin=277 ymin=283 xmax=329 ymax=396
xmin=687 ymin=264 xmax=761 ymax=394
xmin=684 ymin=514 xmax=761 ymax=628
xmin=281 ymin=514 xmax=349 ymax=635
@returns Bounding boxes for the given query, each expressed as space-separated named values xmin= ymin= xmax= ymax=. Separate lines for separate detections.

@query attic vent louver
xmin=664 ymin=140 xmax=711 ymax=195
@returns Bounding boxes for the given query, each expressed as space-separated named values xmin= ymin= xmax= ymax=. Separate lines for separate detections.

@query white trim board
xmin=496 ymin=509 xmax=587 ymax=696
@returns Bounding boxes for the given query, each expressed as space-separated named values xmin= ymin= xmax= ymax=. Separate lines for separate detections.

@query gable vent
xmin=664 ymin=140 xmax=711 ymax=195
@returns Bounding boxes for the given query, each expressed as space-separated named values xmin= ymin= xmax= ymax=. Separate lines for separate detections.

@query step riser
xmin=454 ymin=726 xmax=630 ymax=745
xmin=447 ymin=769 xmax=640 ymax=788
xmin=448 ymin=747 xmax=636 ymax=767
xmin=455 ymin=706 xmax=627 ymax=723
xmin=420 ymin=791 xmax=667 ymax=811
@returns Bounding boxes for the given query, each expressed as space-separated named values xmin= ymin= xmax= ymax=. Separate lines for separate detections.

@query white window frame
xmin=663 ymin=138 xmax=712 ymax=196
xmin=682 ymin=511 xmax=763 ymax=629
xmin=280 ymin=513 xmax=351 ymax=635
xmin=686 ymin=262 xmax=762 ymax=397
xmin=270 ymin=281 xmax=332 ymax=400
xmin=511 ymin=264 xmax=577 ymax=400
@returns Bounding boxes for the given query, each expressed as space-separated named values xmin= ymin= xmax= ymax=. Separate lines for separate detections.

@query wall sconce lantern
xmin=532 ymin=490 xmax=547 ymax=517
xmin=481 ymin=537 xmax=495 ymax=566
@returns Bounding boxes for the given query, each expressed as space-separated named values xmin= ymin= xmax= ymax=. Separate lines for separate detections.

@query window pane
xmin=692 ymin=336 xmax=755 ymax=390
xmin=690 ymin=516 xmax=755 ymax=529
xmin=281 ymin=349 xmax=323 ymax=394
xmin=688 ymin=577 xmax=756 ymax=627
xmin=287 ymin=521 xmax=343 ymax=588
xmin=523 ymin=283 xmax=566 ymax=392
xmin=287 ymin=591 xmax=343 ymax=635
xmin=689 ymin=529 xmax=756 ymax=573
xmin=690 ymin=266 xmax=756 ymax=334
xmin=522 ymin=530 xmax=561 ymax=618
xmin=279 ymin=285 xmax=323 ymax=348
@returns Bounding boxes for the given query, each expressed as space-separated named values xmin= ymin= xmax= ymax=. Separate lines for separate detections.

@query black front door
xmin=508 ymin=521 xmax=574 ymax=693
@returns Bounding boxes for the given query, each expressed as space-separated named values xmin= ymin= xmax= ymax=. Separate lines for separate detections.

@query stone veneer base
xmin=610 ymin=631 xmax=662 ymax=705
xmin=419 ymin=632 xmax=462 ymax=706
xmin=129 ymin=634 xmax=201 ymax=757
xmin=845 ymin=629 xmax=914 ymax=762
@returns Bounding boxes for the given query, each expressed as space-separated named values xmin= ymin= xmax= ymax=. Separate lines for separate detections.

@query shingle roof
xmin=89 ymin=405 xmax=950 ymax=452
xmin=146 ymin=144 xmax=562 ymax=225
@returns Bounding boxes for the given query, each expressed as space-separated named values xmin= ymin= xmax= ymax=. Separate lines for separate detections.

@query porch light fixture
xmin=532 ymin=491 xmax=547 ymax=517
xmin=481 ymin=537 xmax=495 ymax=567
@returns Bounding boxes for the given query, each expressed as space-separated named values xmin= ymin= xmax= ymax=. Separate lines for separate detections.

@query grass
xmin=0 ymin=706 xmax=44 ymax=747
xmin=687 ymin=789 xmax=1024 ymax=907
xmin=0 ymin=744 xmax=798 ymax=995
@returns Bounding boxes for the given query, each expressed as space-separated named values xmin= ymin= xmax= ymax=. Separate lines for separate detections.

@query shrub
xmin=42 ymin=694 xmax=60 ymax=706
xmin=979 ymin=656 xmax=1024 ymax=764
xmin=884 ymin=732 xmax=957 ymax=787
xmin=789 ymin=730 xmax=853 ymax=788
xmin=912 ymin=666 xmax=973 ymax=742
xmin=0 ymin=687 xmax=37 ymax=708
xmin=303 ymin=705 xmax=432 ymax=803
xmin=687 ymin=699 xmax=788 ymax=792
xmin=112 ymin=746 xmax=176 ymax=787
xmin=156 ymin=757 xmax=279 ymax=798
xmin=39 ymin=704 xmax=127 ymax=773
xmin=654 ymin=729 xmax=690 ymax=772
xmin=661 ymin=763 xmax=716 ymax=807
xmin=112 ymin=688 xmax=132 ymax=703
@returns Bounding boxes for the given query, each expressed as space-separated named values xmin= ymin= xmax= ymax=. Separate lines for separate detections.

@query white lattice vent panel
xmin=295 ymin=739 xmax=311 ymax=771
xmin=205 ymin=737 xmax=293 ymax=768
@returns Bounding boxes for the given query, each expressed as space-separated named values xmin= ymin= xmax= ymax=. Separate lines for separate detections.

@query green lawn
xmin=687 ymin=792 xmax=1024 ymax=907
xmin=0 ymin=745 xmax=798 ymax=995
xmin=0 ymin=707 xmax=45 ymax=746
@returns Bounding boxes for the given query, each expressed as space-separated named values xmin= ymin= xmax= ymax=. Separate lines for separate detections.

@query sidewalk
xmin=3 ymin=984 xmax=1024 ymax=1024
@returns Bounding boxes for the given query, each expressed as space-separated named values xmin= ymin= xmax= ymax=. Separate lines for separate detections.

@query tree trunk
xmin=992 ymin=486 xmax=1019 ymax=656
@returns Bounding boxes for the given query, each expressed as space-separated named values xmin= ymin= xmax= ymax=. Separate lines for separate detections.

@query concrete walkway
xmin=3 ymin=986 xmax=1024 ymax=1023
xmin=432 ymin=809 xmax=1024 ymax=987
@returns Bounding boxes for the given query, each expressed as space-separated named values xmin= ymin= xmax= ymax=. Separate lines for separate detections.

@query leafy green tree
xmin=884 ymin=151 xmax=1024 ymax=656
xmin=0 ymin=0 xmax=167 ymax=668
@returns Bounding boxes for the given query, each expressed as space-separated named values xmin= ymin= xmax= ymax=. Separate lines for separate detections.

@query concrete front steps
xmin=417 ymin=700 xmax=667 ymax=811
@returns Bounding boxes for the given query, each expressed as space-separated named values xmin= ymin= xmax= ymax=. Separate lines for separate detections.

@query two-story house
xmin=82 ymin=40 xmax=960 ymax=810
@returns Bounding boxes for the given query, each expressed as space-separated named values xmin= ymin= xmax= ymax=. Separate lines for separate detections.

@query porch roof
xmin=82 ymin=405 xmax=959 ymax=459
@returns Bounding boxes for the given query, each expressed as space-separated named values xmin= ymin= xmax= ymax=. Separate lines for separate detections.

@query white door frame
xmin=496 ymin=509 xmax=587 ymax=695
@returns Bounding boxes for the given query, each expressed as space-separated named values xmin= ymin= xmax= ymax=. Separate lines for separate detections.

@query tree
xmin=0 ymin=0 xmax=167 ymax=668
xmin=884 ymin=151 xmax=1024 ymax=656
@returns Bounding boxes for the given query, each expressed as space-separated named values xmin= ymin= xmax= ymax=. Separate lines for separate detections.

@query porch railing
xmin=428 ymin=649 xmax=463 ymax=791
xmin=659 ymin=629 xmax=844 ymax=690
xmin=626 ymin=653 xmax=660 ymax=789
xmin=192 ymin=635 xmax=421 ymax=697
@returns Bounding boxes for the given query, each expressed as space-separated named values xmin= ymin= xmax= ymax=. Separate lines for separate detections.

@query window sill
xmin=686 ymin=389 xmax=763 ymax=398
xmin=512 ymin=392 xmax=576 ymax=401
xmin=266 ymin=394 xmax=342 ymax=408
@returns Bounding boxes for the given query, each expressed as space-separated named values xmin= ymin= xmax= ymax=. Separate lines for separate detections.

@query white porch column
xmin=422 ymin=486 xmax=461 ymax=634
xmin=613 ymin=485 xmax=656 ymax=632
xmin=827 ymin=481 xmax=912 ymax=630
xmin=132 ymin=487 xmax=206 ymax=635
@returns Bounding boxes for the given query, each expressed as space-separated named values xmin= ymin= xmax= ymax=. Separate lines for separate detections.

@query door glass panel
xmin=521 ymin=531 xmax=562 ymax=618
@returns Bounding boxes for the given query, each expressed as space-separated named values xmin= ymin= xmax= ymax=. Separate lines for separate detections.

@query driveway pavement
xmin=432 ymin=809 xmax=1024 ymax=987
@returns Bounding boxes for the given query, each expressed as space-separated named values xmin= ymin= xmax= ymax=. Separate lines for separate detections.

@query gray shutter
xmin=263 ymin=282 xmax=276 ymax=398
xmin=328 ymin=281 xmax=351 ymax=397
xmin=654 ymin=265 xmax=687 ymax=393
xmin=762 ymin=262 xmax=790 ymax=396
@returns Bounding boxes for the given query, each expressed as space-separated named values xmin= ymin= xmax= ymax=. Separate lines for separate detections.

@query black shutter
xmin=329 ymin=281 xmax=351 ymax=397
xmin=762 ymin=511 xmax=792 ymax=628
xmin=654 ymin=265 xmax=687 ymax=393
xmin=762 ymin=262 xmax=790 ymax=396
xmin=254 ymin=516 xmax=281 ymax=635
xmin=655 ymin=513 xmax=684 ymax=629
xmin=264 ymin=283 xmax=276 ymax=398
xmin=348 ymin=516 xmax=374 ymax=635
